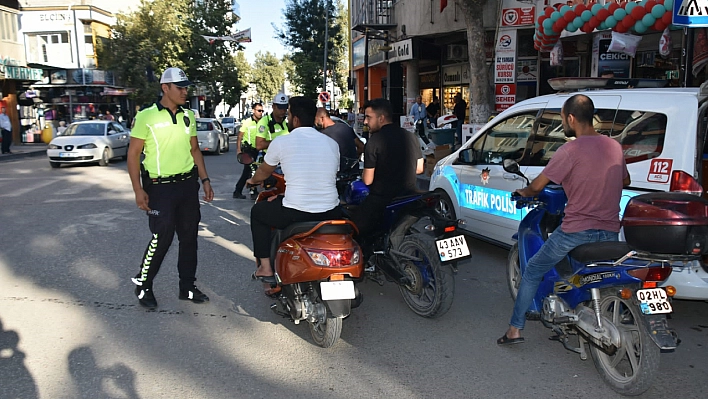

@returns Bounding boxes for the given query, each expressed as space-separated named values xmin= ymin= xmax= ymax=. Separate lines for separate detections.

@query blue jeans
xmin=509 ymin=227 xmax=619 ymax=330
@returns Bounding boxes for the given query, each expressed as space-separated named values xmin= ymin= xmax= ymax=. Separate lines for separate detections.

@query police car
xmin=429 ymin=78 xmax=708 ymax=300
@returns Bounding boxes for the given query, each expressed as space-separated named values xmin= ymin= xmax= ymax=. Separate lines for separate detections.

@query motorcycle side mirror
xmin=502 ymin=159 xmax=520 ymax=174
xmin=502 ymin=159 xmax=530 ymax=185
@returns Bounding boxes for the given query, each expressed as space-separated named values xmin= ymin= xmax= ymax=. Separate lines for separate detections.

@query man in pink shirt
xmin=498 ymin=94 xmax=631 ymax=345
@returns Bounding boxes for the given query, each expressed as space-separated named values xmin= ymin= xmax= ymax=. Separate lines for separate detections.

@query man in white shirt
xmin=409 ymin=95 xmax=426 ymax=124
xmin=247 ymin=96 xmax=341 ymax=294
xmin=0 ymin=106 xmax=13 ymax=154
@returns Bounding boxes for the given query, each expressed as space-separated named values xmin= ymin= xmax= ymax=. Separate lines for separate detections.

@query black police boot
xmin=179 ymin=285 xmax=209 ymax=303
xmin=135 ymin=286 xmax=157 ymax=309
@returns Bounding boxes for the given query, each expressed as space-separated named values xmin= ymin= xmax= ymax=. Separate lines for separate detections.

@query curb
xmin=0 ymin=147 xmax=47 ymax=163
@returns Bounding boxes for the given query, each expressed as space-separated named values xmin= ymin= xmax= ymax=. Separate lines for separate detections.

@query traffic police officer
xmin=233 ymin=102 xmax=264 ymax=199
xmin=255 ymin=92 xmax=289 ymax=151
xmin=127 ymin=67 xmax=214 ymax=309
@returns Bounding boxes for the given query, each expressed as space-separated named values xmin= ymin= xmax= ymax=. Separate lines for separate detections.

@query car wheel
xmin=99 ymin=148 xmax=109 ymax=166
xmin=214 ymin=141 xmax=222 ymax=155
xmin=224 ymin=138 xmax=230 ymax=152
xmin=50 ymin=161 xmax=60 ymax=168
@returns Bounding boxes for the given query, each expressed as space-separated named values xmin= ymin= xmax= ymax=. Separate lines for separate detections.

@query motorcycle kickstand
xmin=549 ymin=327 xmax=584 ymax=356
xmin=577 ymin=335 xmax=588 ymax=361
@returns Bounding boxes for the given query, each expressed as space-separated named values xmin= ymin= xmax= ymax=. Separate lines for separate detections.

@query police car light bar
xmin=548 ymin=78 xmax=668 ymax=91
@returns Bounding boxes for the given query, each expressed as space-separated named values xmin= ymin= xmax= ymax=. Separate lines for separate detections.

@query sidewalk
xmin=0 ymin=143 xmax=48 ymax=163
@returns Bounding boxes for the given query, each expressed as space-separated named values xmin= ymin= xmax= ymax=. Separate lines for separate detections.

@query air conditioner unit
xmin=447 ymin=44 xmax=468 ymax=60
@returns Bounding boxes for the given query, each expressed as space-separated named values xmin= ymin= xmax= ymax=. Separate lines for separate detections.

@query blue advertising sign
xmin=673 ymin=0 xmax=708 ymax=27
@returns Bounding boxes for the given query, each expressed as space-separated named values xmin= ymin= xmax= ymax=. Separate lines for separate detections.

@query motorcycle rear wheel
xmin=309 ymin=314 xmax=343 ymax=348
xmin=397 ymin=233 xmax=454 ymax=318
xmin=589 ymin=293 xmax=660 ymax=396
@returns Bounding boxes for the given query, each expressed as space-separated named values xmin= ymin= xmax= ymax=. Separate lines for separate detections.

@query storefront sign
xmin=592 ymin=32 xmax=631 ymax=78
xmin=516 ymin=60 xmax=537 ymax=82
xmin=420 ymin=71 xmax=440 ymax=88
xmin=442 ymin=64 xmax=470 ymax=86
xmin=495 ymin=83 xmax=516 ymax=113
xmin=3 ymin=66 xmax=43 ymax=81
xmin=494 ymin=30 xmax=516 ymax=84
xmin=673 ymin=0 xmax=708 ymax=27
xmin=352 ymin=37 xmax=386 ymax=68
xmin=389 ymin=39 xmax=413 ymax=63
xmin=22 ymin=11 xmax=74 ymax=31
xmin=501 ymin=7 xmax=535 ymax=26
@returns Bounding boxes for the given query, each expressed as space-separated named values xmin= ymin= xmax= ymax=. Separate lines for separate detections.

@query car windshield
xmin=64 ymin=123 xmax=105 ymax=136
xmin=197 ymin=121 xmax=213 ymax=131
xmin=221 ymin=118 xmax=234 ymax=124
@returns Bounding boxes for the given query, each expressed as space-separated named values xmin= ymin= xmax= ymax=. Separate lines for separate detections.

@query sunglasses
xmin=254 ymin=109 xmax=264 ymax=113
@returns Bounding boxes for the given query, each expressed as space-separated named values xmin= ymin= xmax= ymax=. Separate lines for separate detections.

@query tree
xmin=252 ymin=51 xmax=286 ymax=104
xmin=275 ymin=0 xmax=347 ymax=100
xmin=459 ymin=0 xmax=494 ymax=124
xmin=223 ymin=51 xmax=251 ymax=115
xmin=281 ymin=55 xmax=298 ymax=96
xmin=98 ymin=0 xmax=192 ymax=105
xmin=184 ymin=0 xmax=244 ymax=116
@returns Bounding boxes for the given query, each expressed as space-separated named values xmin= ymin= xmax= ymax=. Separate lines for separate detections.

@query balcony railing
xmin=352 ymin=0 xmax=396 ymax=32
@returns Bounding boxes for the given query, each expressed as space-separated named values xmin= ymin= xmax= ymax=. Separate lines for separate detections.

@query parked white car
xmin=196 ymin=118 xmax=229 ymax=154
xmin=220 ymin=117 xmax=238 ymax=136
xmin=429 ymin=78 xmax=708 ymax=300
xmin=47 ymin=121 xmax=130 ymax=168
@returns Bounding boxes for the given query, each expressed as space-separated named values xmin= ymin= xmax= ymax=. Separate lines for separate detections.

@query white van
xmin=429 ymin=78 xmax=708 ymax=300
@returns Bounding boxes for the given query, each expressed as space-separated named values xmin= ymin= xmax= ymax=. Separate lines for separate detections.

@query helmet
xmin=237 ymin=152 xmax=254 ymax=165
xmin=273 ymin=92 xmax=289 ymax=105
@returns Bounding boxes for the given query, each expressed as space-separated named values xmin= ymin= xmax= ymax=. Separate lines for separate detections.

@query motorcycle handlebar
xmin=511 ymin=193 xmax=542 ymax=209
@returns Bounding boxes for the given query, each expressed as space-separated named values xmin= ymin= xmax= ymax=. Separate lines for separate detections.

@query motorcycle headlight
xmin=77 ymin=143 xmax=97 ymax=149
xmin=48 ymin=144 xmax=61 ymax=149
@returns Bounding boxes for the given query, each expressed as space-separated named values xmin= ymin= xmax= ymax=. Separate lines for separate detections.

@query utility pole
xmin=323 ymin=0 xmax=329 ymax=98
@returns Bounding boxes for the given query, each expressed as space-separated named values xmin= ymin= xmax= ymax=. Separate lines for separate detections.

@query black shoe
xmin=233 ymin=193 xmax=246 ymax=199
xmin=250 ymin=190 xmax=258 ymax=200
xmin=135 ymin=286 xmax=157 ymax=308
xmin=179 ymin=286 xmax=209 ymax=303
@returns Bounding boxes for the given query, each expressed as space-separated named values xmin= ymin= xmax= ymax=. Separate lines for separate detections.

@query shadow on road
xmin=68 ymin=346 xmax=140 ymax=399
xmin=0 ymin=318 xmax=38 ymax=399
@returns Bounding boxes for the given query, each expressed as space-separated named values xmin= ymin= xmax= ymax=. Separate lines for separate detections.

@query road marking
xmin=0 ymin=180 xmax=58 ymax=197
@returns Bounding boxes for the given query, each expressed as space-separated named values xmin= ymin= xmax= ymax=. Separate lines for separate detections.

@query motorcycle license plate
xmin=436 ymin=235 xmax=470 ymax=262
xmin=636 ymin=288 xmax=673 ymax=315
xmin=320 ymin=281 xmax=355 ymax=301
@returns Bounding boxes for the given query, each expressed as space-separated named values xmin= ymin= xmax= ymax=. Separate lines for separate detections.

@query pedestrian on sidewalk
xmin=1 ymin=106 xmax=13 ymax=154
xmin=126 ymin=67 xmax=214 ymax=309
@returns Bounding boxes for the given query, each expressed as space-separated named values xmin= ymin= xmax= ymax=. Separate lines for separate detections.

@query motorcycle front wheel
xmin=309 ymin=313 xmax=343 ymax=348
xmin=397 ymin=233 xmax=454 ymax=318
xmin=589 ymin=293 xmax=660 ymax=396
xmin=507 ymin=243 xmax=521 ymax=301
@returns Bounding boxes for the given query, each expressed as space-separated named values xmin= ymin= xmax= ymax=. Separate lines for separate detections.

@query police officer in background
xmin=127 ymin=67 xmax=214 ymax=309
xmin=233 ymin=102 xmax=264 ymax=199
xmin=255 ymin=92 xmax=289 ymax=151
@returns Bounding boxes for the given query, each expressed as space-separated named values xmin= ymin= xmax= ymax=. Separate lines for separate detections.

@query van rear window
xmin=521 ymin=108 xmax=666 ymax=166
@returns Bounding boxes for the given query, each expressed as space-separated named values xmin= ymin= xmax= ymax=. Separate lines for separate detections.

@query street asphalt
xmin=0 ymin=140 xmax=706 ymax=399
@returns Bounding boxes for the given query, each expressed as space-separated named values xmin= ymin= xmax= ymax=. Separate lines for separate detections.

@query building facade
xmin=350 ymin=0 xmax=688 ymax=127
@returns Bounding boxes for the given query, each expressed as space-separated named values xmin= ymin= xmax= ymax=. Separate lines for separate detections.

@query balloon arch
xmin=534 ymin=0 xmax=675 ymax=52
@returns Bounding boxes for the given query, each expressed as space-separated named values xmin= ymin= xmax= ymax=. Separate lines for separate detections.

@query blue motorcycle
xmin=342 ymin=178 xmax=470 ymax=318
xmin=502 ymin=159 xmax=689 ymax=396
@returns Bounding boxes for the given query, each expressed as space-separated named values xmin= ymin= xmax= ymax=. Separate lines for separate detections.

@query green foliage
xmin=98 ymin=0 xmax=249 ymax=110
xmin=275 ymin=0 xmax=347 ymax=100
xmin=98 ymin=0 xmax=191 ymax=104
xmin=252 ymin=52 xmax=286 ymax=103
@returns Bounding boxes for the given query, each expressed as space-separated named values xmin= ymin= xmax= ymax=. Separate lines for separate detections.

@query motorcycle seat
xmin=569 ymin=241 xmax=633 ymax=264
xmin=279 ymin=221 xmax=353 ymax=242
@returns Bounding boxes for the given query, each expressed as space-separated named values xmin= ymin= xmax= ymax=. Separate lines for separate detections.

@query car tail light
xmin=627 ymin=266 xmax=673 ymax=282
xmin=307 ymin=248 xmax=360 ymax=267
xmin=670 ymin=170 xmax=703 ymax=195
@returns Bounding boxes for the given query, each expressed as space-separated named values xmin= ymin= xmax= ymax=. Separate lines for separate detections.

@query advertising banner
xmin=494 ymin=30 xmax=517 ymax=84
xmin=501 ymin=7 xmax=535 ymax=26
xmin=495 ymin=83 xmax=516 ymax=113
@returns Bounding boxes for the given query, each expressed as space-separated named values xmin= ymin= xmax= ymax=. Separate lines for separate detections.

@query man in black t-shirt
xmin=453 ymin=92 xmax=467 ymax=146
xmin=426 ymin=96 xmax=440 ymax=128
xmin=352 ymin=98 xmax=424 ymax=236
xmin=315 ymin=108 xmax=364 ymax=172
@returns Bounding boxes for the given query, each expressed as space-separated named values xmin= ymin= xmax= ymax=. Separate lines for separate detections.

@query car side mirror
xmin=458 ymin=148 xmax=478 ymax=165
